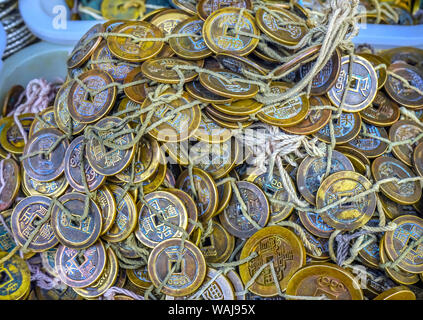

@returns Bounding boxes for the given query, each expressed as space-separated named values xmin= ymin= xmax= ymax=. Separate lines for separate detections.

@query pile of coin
xmin=1 ymin=0 xmax=423 ymax=301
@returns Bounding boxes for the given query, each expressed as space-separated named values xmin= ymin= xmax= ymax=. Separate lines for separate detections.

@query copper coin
xmin=215 ymin=53 xmax=267 ymax=76
xmin=344 ymin=124 xmax=389 ymax=158
xmin=413 ymin=142 xmax=423 ymax=177
xmin=379 ymin=193 xmax=419 ymax=220
xmin=359 ymin=91 xmax=400 ymax=127
xmin=123 ymin=67 xmax=149 ymax=104
xmin=0 ymin=157 xmax=20 ymax=211
xmin=389 ymin=120 xmax=423 ymax=167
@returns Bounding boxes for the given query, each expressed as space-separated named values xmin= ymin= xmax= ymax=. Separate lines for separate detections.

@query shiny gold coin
xmin=212 ymin=99 xmax=263 ymax=116
xmin=171 ymin=0 xmax=197 ymax=15
xmin=141 ymin=57 xmax=198 ymax=84
xmin=374 ymin=286 xmax=416 ymax=300
xmin=150 ymin=9 xmax=191 ymax=35
xmin=142 ymin=155 xmax=167 ymax=194
xmin=0 ymin=113 xmax=34 ymax=154
xmin=101 ymin=0 xmax=142 ymax=20
xmin=286 ymin=263 xmax=363 ymax=300
xmin=103 ymin=19 xmax=126 ymax=33
xmin=193 ymin=113 xmax=233 ymax=144
xmin=200 ymin=221 xmax=235 ymax=264
xmin=0 ymin=251 xmax=31 ymax=300
xmin=214 ymin=175 xmax=232 ymax=216
xmin=239 ymin=225 xmax=306 ymax=297
xmin=139 ymin=8 xmax=169 ymax=22
xmin=389 ymin=119 xmax=423 ymax=167
xmin=202 ymin=7 xmax=260 ymax=56
xmin=359 ymin=91 xmax=400 ymax=127
xmin=108 ymin=21 xmax=164 ymax=62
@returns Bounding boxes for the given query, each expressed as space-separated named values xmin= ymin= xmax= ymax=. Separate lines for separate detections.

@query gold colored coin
xmin=212 ymin=99 xmax=263 ymax=116
xmin=28 ymin=107 xmax=57 ymax=138
xmin=193 ymin=113 xmax=233 ymax=144
xmin=185 ymin=80 xmax=233 ymax=104
xmin=101 ymin=0 xmax=142 ymax=20
xmin=127 ymin=265 xmax=152 ymax=290
xmin=389 ymin=119 xmax=423 ymax=167
xmin=335 ymin=145 xmax=370 ymax=176
xmin=358 ymin=53 xmax=388 ymax=90
xmin=141 ymin=57 xmax=198 ymax=84
xmin=166 ymin=188 xmax=198 ymax=236
xmin=150 ymin=9 xmax=191 ymax=35
xmin=0 ymin=158 xmax=20 ymax=211
xmin=123 ymin=67 xmax=149 ymax=104
xmin=204 ymin=110 xmax=254 ymax=129
xmin=359 ymin=90 xmax=400 ymax=127
xmin=22 ymin=168 xmax=67 ymax=198
xmin=142 ymin=155 xmax=167 ymax=194
xmin=0 ymin=251 xmax=31 ymax=300
xmin=374 ymin=286 xmax=416 ymax=300
xmin=0 ymin=113 xmax=34 ymax=154
xmin=199 ymin=221 xmax=235 ymax=264
xmin=197 ymin=0 xmax=252 ymax=20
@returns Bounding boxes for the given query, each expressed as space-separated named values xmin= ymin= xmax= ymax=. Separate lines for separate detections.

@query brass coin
xmin=64 ymin=135 xmax=105 ymax=192
xmin=11 ymin=196 xmax=58 ymax=252
xmin=28 ymin=107 xmax=58 ymax=138
xmin=0 ymin=118 xmax=10 ymax=158
xmin=385 ymin=62 xmax=423 ymax=109
xmin=91 ymin=40 xmax=136 ymax=83
xmin=2 ymin=85 xmax=24 ymax=117
xmin=169 ymin=17 xmax=212 ymax=60
xmin=202 ymin=8 xmax=260 ymax=57
xmin=166 ymin=188 xmax=198 ymax=236
xmin=185 ymin=80 xmax=233 ymax=104
xmin=285 ymin=263 xmax=363 ymax=300
xmin=335 ymin=145 xmax=370 ymax=176
xmin=246 ymin=167 xmax=295 ymax=223
xmin=239 ymin=225 xmax=306 ymax=297
xmin=142 ymin=156 xmax=167 ymax=194
xmin=204 ymin=110 xmax=254 ymax=129
xmin=193 ymin=113 xmax=233 ymax=144
xmin=0 ymin=113 xmax=34 ymax=154
xmin=116 ymin=98 xmax=143 ymax=129
xmin=86 ymin=116 xmax=135 ymax=176
xmin=380 ymin=193 xmax=419 ymax=220
xmin=170 ymin=0 xmax=197 ymax=15
xmin=73 ymin=247 xmax=119 ymax=298
xmin=55 ymin=240 xmax=107 ymax=288
xmin=101 ymin=0 xmax=141 ymax=20
xmin=356 ymin=219 xmax=380 ymax=269
xmin=0 ymin=251 xmax=31 ymax=300
xmin=384 ymin=215 xmax=423 ymax=274
xmin=313 ymin=111 xmax=362 ymax=145
xmin=140 ymin=89 xmax=201 ymax=143
xmin=205 ymin=106 xmax=250 ymax=122
xmin=51 ymin=192 xmax=103 ymax=249
xmin=214 ymin=175 xmax=233 ymax=216
xmin=141 ymin=57 xmax=198 ymax=84
xmin=107 ymin=21 xmax=164 ymax=62
xmin=41 ymin=247 xmax=59 ymax=278
xmin=200 ymin=221 xmax=235 ymax=264
xmin=147 ymin=238 xmax=207 ymax=297
xmin=219 ymin=181 xmax=270 ymax=239
xmin=212 ymin=99 xmax=263 ymax=116
xmin=359 ymin=91 xmax=400 ymax=127
xmin=226 ymin=269 xmax=246 ymax=300
xmin=176 ymin=167 xmax=219 ymax=222
xmin=68 ymin=70 xmax=117 ymax=124
xmin=139 ymin=8 xmax=169 ymax=22
xmin=34 ymin=285 xmax=82 ymax=300
xmin=327 ymin=55 xmax=378 ymax=113
xmin=127 ymin=265 xmax=152 ymax=291
xmin=372 ymin=156 xmax=422 ymax=205
xmin=215 ymin=53 xmax=267 ymax=77
xmin=414 ymin=142 xmax=423 ymax=177
xmin=162 ymin=141 xmax=189 ymax=166
xmin=282 ymin=95 xmax=332 ymax=135
xmin=374 ymin=286 xmax=416 ymax=300
xmin=136 ymin=190 xmax=188 ymax=248
xmin=358 ymin=53 xmax=388 ymax=90
xmin=344 ymin=124 xmax=389 ymax=158
xmin=379 ymin=235 xmax=419 ymax=285
xmin=197 ymin=0 xmax=252 ymax=20
xmin=67 ymin=24 xmax=104 ymax=69
xmin=150 ymin=9 xmax=191 ymax=35
xmin=256 ymin=82 xmax=309 ymax=127
xmin=199 ymin=68 xmax=259 ymax=99
xmin=389 ymin=119 xmax=423 ymax=167
xmin=102 ymin=185 xmax=137 ymax=243
xmin=0 ymin=158 xmax=20 ymax=211
xmin=123 ymin=67 xmax=149 ymax=104
xmin=0 ymin=210 xmax=18 ymax=254
xmin=53 ymin=81 xmax=86 ymax=135
xmin=103 ymin=19 xmax=126 ymax=33
xmin=22 ymin=168 xmax=68 ymax=198
xmin=316 ymin=171 xmax=377 ymax=231
xmin=296 ymin=150 xmax=354 ymax=205
xmin=22 ymin=128 xmax=69 ymax=182
xmin=95 ymin=186 xmax=117 ymax=236
xmin=255 ymin=7 xmax=308 ymax=46
xmin=116 ymin=136 xmax=160 ymax=184
xmin=273 ymin=45 xmax=320 ymax=78
xmin=297 ymin=210 xmax=335 ymax=239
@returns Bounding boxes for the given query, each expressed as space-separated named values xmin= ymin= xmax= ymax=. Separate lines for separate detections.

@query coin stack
xmin=0 ymin=0 xmax=423 ymax=301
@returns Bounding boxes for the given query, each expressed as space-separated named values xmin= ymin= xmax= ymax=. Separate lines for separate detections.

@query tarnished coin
xmin=204 ymin=111 xmax=254 ymax=129
xmin=141 ymin=158 xmax=167 ymax=194
xmin=34 ymin=285 xmax=82 ymax=300
xmin=256 ymin=7 xmax=307 ymax=46
xmin=197 ymin=0 xmax=252 ymax=20
xmin=0 ymin=114 xmax=34 ymax=154
xmin=313 ymin=111 xmax=362 ymax=145
xmin=22 ymin=128 xmax=69 ymax=182
xmin=0 ymin=210 xmax=18 ymax=254
xmin=356 ymin=219 xmax=380 ymax=269
xmin=0 ymin=158 xmax=20 ymax=211
xmin=282 ymin=95 xmax=332 ymax=135
xmin=101 ymin=0 xmax=142 ymax=20
xmin=2 ymin=85 xmax=24 ymax=117
xmin=127 ymin=265 xmax=152 ymax=291
xmin=64 ymin=135 xmax=105 ymax=192
xmin=141 ymin=57 xmax=198 ymax=84
xmin=67 ymin=24 xmax=104 ymax=69
xmin=199 ymin=69 xmax=259 ymax=99
xmin=93 ymin=186 xmax=116 ymax=236
xmin=327 ymin=55 xmax=378 ymax=113
xmin=186 ymin=80 xmax=233 ymax=104
xmin=344 ymin=124 xmax=389 ymax=158
xmin=11 ymin=196 xmax=57 ymax=252
xmin=169 ymin=17 xmax=212 ymax=60
xmin=256 ymin=82 xmax=309 ymax=127
xmin=372 ymin=156 xmax=421 ymax=205
xmin=246 ymin=167 xmax=294 ymax=223
xmin=86 ymin=116 xmax=135 ymax=176
xmin=51 ymin=192 xmax=103 ymax=249
xmin=384 ymin=215 xmax=423 ymax=274
xmin=28 ymin=107 xmax=58 ymax=138
xmin=413 ymin=142 xmax=423 ymax=177
xmin=335 ymin=145 xmax=370 ymax=176
xmin=286 ymin=263 xmax=363 ymax=300
xmin=150 ymin=9 xmax=191 ymax=35
xmin=206 ymin=105 xmax=250 ymax=123
xmin=103 ymin=20 xmax=128 ymax=33
xmin=54 ymin=81 xmax=86 ymax=135
xmin=41 ymin=247 xmax=59 ymax=278
xmin=147 ymin=238 xmax=207 ymax=297
xmin=297 ymin=150 xmax=354 ymax=205
xmin=316 ymin=171 xmax=377 ymax=231
xmin=359 ymin=91 xmax=400 ymax=127
xmin=108 ymin=21 xmax=164 ymax=62
xmin=176 ymin=167 xmax=219 ymax=222
xmin=358 ymin=53 xmax=388 ymax=90
xmin=219 ymin=181 xmax=270 ymax=239
xmin=374 ymin=286 xmax=416 ymax=300
xmin=141 ymin=89 xmax=201 ymax=143
xmin=55 ymin=241 xmax=107 ymax=288
xmin=297 ymin=210 xmax=335 ymax=239
xmin=214 ymin=176 xmax=232 ymax=216
xmin=239 ymin=225 xmax=306 ymax=297
xmin=380 ymin=193 xmax=419 ymax=220
xmin=91 ymin=41 xmax=136 ymax=83
xmin=226 ymin=269 xmax=246 ymax=300
xmin=0 ymin=251 xmax=31 ymax=300
xmin=22 ymin=169 xmax=68 ymax=198
xmin=166 ymin=188 xmax=198 ymax=236
xmin=136 ymin=190 xmax=188 ymax=248
xmin=102 ymin=185 xmax=137 ymax=243
xmin=0 ymin=118 xmax=10 ymax=158
xmin=389 ymin=120 xmax=423 ymax=167
xmin=200 ymin=221 xmax=235 ymax=264
xmin=193 ymin=114 xmax=233 ymax=144
xmin=68 ymin=70 xmax=117 ymax=124
xmin=202 ymin=8 xmax=260 ymax=56
xmin=215 ymin=53 xmax=267 ymax=77
xmin=123 ymin=67 xmax=149 ymax=104
xmin=385 ymin=62 xmax=423 ymax=109
xmin=162 ymin=140 xmax=190 ymax=166
xmin=212 ymin=99 xmax=263 ymax=116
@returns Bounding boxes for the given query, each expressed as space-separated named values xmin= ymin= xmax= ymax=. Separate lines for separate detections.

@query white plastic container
xmin=0 ymin=21 xmax=6 ymax=71
xmin=0 ymin=41 xmax=73 ymax=104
